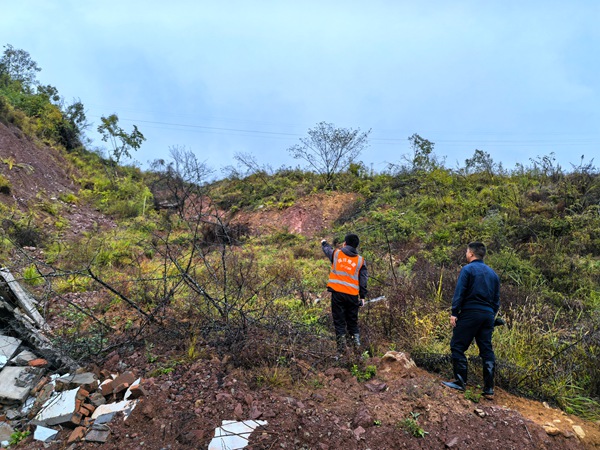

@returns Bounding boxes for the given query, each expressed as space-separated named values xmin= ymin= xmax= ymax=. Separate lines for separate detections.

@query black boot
xmin=336 ymin=334 xmax=347 ymax=353
xmin=482 ymin=359 xmax=495 ymax=398
xmin=442 ymin=358 xmax=468 ymax=391
xmin=351 ymin=334 xmax=361 ymax=348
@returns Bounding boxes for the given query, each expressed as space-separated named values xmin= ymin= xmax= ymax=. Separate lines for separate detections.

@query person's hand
xmin=450 ymin=315 xmax=458 ymax=327
xmin=359 ymin=299 xmax=365 ymax=307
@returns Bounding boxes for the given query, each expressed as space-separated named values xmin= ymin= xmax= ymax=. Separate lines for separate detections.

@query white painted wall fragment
xmin=208 ymin=420 xmax=268 ymax=450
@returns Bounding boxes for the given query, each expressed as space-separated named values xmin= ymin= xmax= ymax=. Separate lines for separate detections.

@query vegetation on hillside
xmin=1 ymin=44 xmax=599 ymax=421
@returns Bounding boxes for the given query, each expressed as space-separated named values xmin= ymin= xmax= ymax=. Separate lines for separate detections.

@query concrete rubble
xmin=3 ymin=367 xmax=145 ymax=445
xmin=0 ymin=269 xmax=147 ymax=445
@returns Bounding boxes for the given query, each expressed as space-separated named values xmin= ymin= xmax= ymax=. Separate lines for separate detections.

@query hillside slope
xmin=1 ymin=124 xmax=600 ymax=449
xmin=0 ymin=122 xmax=115 ymax=244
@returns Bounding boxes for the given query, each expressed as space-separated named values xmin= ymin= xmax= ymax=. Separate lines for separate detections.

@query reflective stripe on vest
xmin=327 ymin=249 xmax=363 ymax=295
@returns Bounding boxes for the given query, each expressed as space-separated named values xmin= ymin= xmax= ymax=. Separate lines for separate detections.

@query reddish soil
xmin=235 ymin=192 xmax=361 ymax=238
xmin=21 ymin=346 xmax=600 ymax=449
xmin=2 ymin=123 xmax=600 ymax=449
xmin=0 ymin=122 xmax=115 ymax=242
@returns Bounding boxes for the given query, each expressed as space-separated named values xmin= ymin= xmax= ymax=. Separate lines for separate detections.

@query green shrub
xmin=350 ymin=364 xmax=377 ymax=382
xmin=0 ymin=173 xmax=11 ymax=194
xmin=23 ymin=264 xmax=43 ymax=286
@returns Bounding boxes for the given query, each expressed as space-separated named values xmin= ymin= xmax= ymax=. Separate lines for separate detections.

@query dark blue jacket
xmin=451 ymin=259 xmax=500 ymax=316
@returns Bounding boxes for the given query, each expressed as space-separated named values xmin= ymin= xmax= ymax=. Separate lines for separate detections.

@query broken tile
xmin=91 ymin=399 xmax=137 ymax=424
xmin=208 ymin=420 xmax=268 ymax=450
xmin=99 ymin=379 xmax=114 ymax=396
xmin=33 ymin=425 xmax=58 ymax=443
xmin=125 ymin=382 xmax=146 ymax=399
xmin=28 ymin=358 xmax=49 ymax=368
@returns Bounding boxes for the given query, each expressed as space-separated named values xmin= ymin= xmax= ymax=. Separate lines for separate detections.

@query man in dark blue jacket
xmin=442 ymin=242 xmax=500 ymax=398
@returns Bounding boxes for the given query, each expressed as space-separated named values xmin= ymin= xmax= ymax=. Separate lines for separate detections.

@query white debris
xmin=208 ymin=420 xmax=268 ymax=450
xmin=91 ymin=399 xmax=137 ymax=423
xmin=34 ymin=388 xmax=79 ymax=426
xmin=33 ymin=425 xmax=59 ymax=443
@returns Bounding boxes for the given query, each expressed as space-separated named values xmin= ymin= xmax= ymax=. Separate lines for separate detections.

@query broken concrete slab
xmin=91 ymin=399 xmax=137 ymax=424
xmin=0 ymin=268 xmax=47 ymax=329
xmin=0 ymin=334 xmax=22 ymax=369
xmin=0 ymin=366 xmax=43 ymax=404
xmin=33 ymin=425 xmax=59 ymax=443
xmin=208 ymin=420 xmax=268 ymax=450
xmin=34 ymin=387 xmax=79 ymax=426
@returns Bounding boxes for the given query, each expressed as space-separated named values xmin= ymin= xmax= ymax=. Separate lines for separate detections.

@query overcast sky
xmin=2 ymin=1 xmax=599 ymax=175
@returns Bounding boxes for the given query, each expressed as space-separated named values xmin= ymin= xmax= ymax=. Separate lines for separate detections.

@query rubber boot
xmin=482 ymin=359 xmax=495 ymax=399
xmin=442 ymin=358 xmax=468 ymax=391
xmin=336 ymin=334 xmax=347 ymax=354
xmin=351 ymin=334 xmax=361 ymax=349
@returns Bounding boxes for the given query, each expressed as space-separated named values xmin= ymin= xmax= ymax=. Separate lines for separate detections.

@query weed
xmin=373 ymin=419 xmax=382 ymax=426
xmin=308 ymin=378 xmax=324 ymax=389
xmin=398 ymin=412 xmax=429 ymax=438
xmin=350 ymin=364 xmax=377 ymax=382
xmin=59 ymin=192 xmax=79 ymax=204
xmin=9 ymin=429 xmax=30 ymax=446
xmin=145 ymin=342 xmax=158 ymax=363
xmin=147 ymin=366 xmax=175 ymax=377
xmin=464 ymin=388 xmax=481 ymax=403
xmin=252 ymin=366 xmax=293 ymax=388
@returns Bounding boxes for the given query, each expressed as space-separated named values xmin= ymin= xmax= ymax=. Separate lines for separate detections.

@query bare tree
xmin=150 ymin=146 xmax=213 ymax=215
xmin=288 ymin=122 xmax=371 ymax=189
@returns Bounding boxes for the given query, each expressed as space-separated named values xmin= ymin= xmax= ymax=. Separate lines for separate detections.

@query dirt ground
xmin=3 ymin=123 xmax=600 ymax=449
xmin=19 ymin=345 xmax=600 ymax=450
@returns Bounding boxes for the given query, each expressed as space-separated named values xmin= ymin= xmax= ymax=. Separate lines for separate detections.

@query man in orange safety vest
xmin=321 ymin=234 xmax=368 ymax=353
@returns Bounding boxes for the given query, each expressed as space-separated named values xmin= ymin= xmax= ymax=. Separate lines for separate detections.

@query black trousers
xmin=450 ymin=309 xmax=495 ymax=362
xmin=331 ymin=291 xmax=360 ymax=337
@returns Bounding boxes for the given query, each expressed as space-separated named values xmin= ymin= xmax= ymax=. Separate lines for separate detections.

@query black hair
xmin=344 ymin=234 xmax=360 ymax=248
xmin=468 ymin=242 xmax=486 ymax=259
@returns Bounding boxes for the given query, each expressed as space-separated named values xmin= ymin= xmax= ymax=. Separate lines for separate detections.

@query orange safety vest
xmin=327 ymin=249 xmax=364 ymax=296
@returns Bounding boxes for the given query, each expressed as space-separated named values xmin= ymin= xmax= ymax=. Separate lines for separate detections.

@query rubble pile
xmin=0 ymin=268 xmax=147 ymax=446
xmin=0 ymin=345 xmax=146 ymax=446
